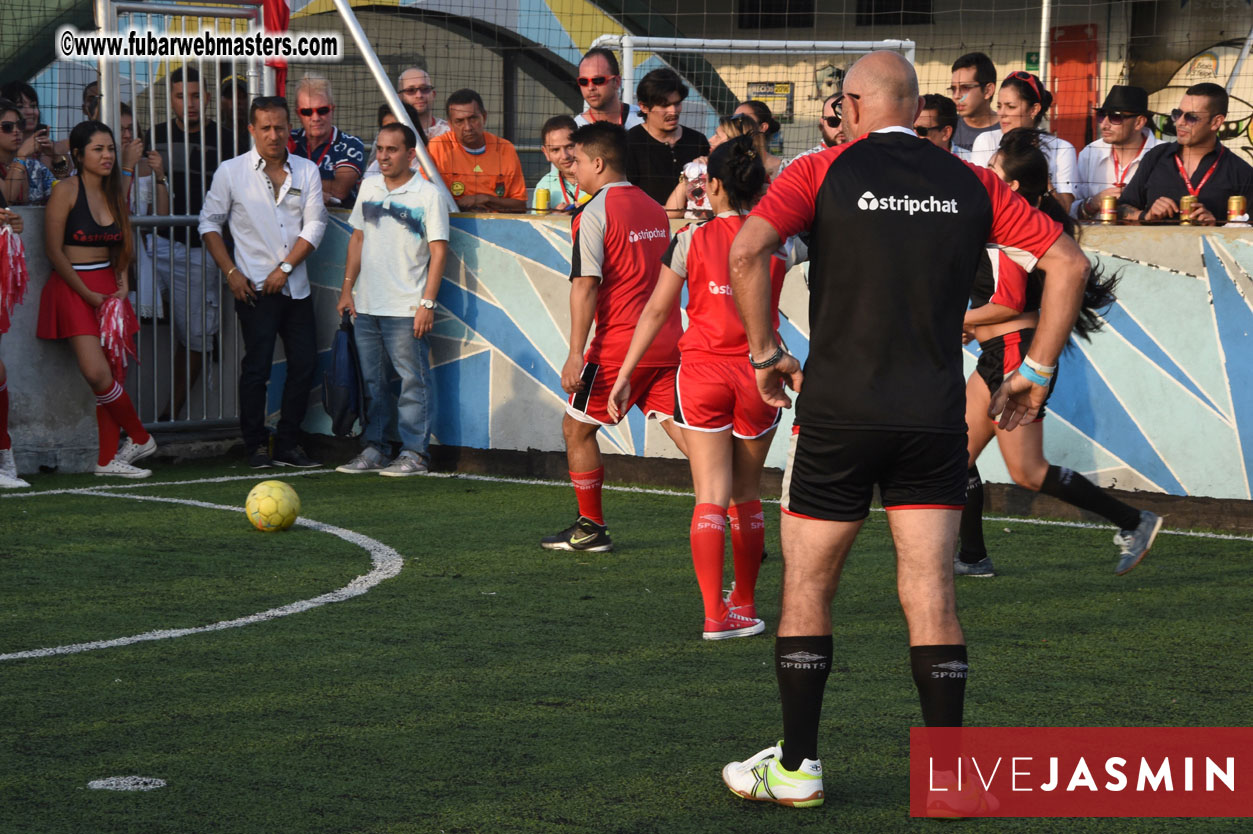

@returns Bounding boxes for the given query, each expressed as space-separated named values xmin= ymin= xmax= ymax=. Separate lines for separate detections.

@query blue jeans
xmin=353 ymin=314 xmax=432 ymax=461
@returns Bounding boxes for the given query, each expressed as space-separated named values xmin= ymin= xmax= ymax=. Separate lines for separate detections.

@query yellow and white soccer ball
xmin=245 ymin=480 xmax=301 ymax=532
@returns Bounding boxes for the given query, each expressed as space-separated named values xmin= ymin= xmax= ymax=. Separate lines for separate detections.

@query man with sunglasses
xmin=949 ymin=52 xmax=999 ymax=154
xmin=1072 ymin=86 xmax=1159 ymax=221
xmin=573 ymin=48 xmax=643 ymax=130
xmin=397 ymin=67 xmax=449 ymax=140
xmin=1118 ymin=83 xmax=1252 ymax=225
xmin=778 ymin=94 xmax=845 ymax=176
xmin=289 ymin=74 xmax=365 ymax=209
xmin=915 ymin=93 xmax=959 ymax=156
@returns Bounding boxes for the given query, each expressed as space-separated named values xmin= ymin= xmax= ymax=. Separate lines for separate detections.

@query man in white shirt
xmin=573 ymin=47 xmax=643 ymax=129
xmin=200 ymin=96 xmax=329 ymax=469
xmin=398 ymin=67 xmax=450 ymax=140
xmin=335 ymin=123 xmax=449 ymax=477
xmin=1072 ymin=85 xmax=1160 ymax=220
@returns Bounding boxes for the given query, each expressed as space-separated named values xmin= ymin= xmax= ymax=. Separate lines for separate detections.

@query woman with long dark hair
xmin=969 ymin=71 xmax=1078 ymax=213
xmin=609 ymin=135 xmax=794 ymax=639
xmin=36 ymin=120 xmax=156 ymax=478
xmin=957 ymin=128 xmax=1160 ymax=577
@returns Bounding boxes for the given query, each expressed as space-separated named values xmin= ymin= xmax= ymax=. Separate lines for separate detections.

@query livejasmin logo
xmin=628 ymin=227 xmax=668 ymax=243
xmin=928 ymin=755 xmax=1236 ymax=794
xmin=857 ymin=190 xmax=959 ymax=215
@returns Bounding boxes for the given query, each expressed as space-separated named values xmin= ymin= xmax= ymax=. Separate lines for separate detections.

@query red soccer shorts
xmin=566 ymin=361 xmax=677 ymax=426
xmin=673 ymin=357 xmax=781 ymax=439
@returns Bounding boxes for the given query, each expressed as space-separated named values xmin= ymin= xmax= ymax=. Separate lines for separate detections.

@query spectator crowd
xmin=0 ymin=49 xmax=1250 ymax=488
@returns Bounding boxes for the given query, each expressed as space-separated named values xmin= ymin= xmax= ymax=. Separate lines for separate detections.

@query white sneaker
xmin=0 ymin=470 xmax=30 ymax=488
xmin=116 ymin=435 xmax=157 ymax=465
xmin=94 ymin=458 xmax=152 ymax=479
xmin=722 ymin=743 xmax=824 ymax=807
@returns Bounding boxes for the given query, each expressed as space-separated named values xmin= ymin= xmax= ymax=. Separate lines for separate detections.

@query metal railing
xmin=95 ymin=0 xmax=266 ymax=430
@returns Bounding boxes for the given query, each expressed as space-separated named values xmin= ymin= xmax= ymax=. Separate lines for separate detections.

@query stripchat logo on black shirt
xmin=857 ymin=190 xmax=959 ymax=215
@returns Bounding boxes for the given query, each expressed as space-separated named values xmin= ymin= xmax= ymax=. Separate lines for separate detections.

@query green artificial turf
xmin=0 ymin=460 xmax=1249 ymax=833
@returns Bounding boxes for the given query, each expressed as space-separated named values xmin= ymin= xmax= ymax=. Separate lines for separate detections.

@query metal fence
xmin=99 ymin=0 xmax=265 ymax=430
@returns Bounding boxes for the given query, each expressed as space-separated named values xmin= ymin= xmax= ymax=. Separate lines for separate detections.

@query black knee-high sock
xmin=1039 ymin=465 xmax=1140 ymax=531
xmin=776 ymin=635 xmax=833 ymax=770
xmin=958 ymin=466 xmax=987 ymax=563
xmin=910 ymin=645 xmax=968 ymax=727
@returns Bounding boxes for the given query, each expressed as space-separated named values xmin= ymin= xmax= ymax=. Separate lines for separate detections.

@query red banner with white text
xmin=910 ymin=727 xmax=1253 ymax=817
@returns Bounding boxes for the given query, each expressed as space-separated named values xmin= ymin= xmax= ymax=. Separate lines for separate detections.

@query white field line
xmin=0 ymin=492 xmax=404 ymax=663
xmin=4 ymin=469 xmax=1251 ymax=541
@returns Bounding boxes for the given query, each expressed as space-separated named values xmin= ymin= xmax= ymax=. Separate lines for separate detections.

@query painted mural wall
xmin=300 ymin=214 xmax=1253 ymax=501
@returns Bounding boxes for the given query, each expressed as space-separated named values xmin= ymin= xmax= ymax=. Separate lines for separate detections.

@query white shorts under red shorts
xmin=673 ymin=357 xmax=781 ymax=439
xmin=566 ymin=361 xmax=677 ymax=426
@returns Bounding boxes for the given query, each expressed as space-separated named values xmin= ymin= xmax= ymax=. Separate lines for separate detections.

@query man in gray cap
xmin=1072 ymin=85 xmax=1160 ymax=220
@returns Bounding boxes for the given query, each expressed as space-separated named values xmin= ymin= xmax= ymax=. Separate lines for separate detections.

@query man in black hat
xmin=1072 ymin=85 xmax=1160 ymax=220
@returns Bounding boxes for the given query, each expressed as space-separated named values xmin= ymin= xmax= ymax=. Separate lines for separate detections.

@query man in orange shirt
xmin=427 ymin=89 xmax=527 ymax=212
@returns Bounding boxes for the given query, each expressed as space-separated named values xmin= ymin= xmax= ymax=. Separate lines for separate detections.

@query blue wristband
xmin=1018 ymin=363 xmax=1051 ymax=387
xmin=121 ymin=170 xmax=133 ymax=177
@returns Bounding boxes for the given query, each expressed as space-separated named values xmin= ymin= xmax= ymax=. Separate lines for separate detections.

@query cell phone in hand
xmin=35 ymin=124 xmax=48 ymax=134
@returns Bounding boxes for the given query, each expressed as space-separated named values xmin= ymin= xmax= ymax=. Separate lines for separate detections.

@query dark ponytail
xmin=735 ymin=100 xmax=781 ymax=138
xmin=995 ymin=130 xmax=1117 ymax=340
xmin=707 ymin=133 xmax=766 ymax=213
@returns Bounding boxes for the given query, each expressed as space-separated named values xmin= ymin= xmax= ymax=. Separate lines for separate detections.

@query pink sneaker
xmin=702 ymin=609 xmax=766 ymax=641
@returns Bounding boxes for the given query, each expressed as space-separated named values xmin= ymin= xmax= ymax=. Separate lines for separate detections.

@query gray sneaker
xmin=954 ymin=554 xmax=996 ymax=577
xmin=336 ymin=449 xmax=390 ymax=474
xmin=379 ymin=453 xmax=429 ymax=477
xmin=1113 ymin=511 xmax=1163 ymax=575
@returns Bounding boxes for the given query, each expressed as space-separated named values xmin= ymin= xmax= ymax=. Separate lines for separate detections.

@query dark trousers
xmin=235 ymin=294 xmax=316 ymax=451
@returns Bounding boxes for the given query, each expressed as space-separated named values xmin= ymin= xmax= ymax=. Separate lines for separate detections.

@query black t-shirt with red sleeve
xmin=751 ymin=128 xmax=1061 ymax=434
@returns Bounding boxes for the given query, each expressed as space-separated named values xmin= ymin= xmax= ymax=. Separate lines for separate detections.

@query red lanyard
xmin=559 ymin=174 xmax=580 ymax=205
xmin=310 ymin=128 xmax=335 ymax=171
xmin=1111 ymin=135 xmax=1146 ymax=188
xmin=1174 ymin=146 xmax=1223 ymax=197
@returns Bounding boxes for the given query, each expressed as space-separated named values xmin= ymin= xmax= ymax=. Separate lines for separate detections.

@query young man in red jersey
xmin=541 ymin=122 xmax=688 ymax=552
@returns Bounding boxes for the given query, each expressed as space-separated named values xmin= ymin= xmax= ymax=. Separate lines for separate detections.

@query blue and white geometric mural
xmin=303 ymin=216 xmax=1253 ymax=500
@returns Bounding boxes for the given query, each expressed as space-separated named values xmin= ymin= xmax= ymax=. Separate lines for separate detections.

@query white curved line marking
xmin=0 ymin=492 xmax=404 ymax=662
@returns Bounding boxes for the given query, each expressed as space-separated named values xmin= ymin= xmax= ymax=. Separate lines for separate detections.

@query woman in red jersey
xmin=958 ymin=128 xmax=1159 ymax=578
xmin=37 ymin=121 xmax=156 ymax=478
xmin=609 ymin=135 xmax=795 ymax=640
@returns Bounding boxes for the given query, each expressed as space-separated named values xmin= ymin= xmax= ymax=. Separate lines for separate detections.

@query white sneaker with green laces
xmin=722 ymin=743 xmax=824 ymax=807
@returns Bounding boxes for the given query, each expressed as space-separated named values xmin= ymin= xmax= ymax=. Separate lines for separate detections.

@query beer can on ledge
xmin=533 ymin=188 xmax=550 ymax=213
xmin=1229 ymin=195 xmax=1249 ymax=225
xmin=1179 ymin=194 xmax=1197 ymax=225
xmin=1099 ymin=195 xmax=1118 ymax=224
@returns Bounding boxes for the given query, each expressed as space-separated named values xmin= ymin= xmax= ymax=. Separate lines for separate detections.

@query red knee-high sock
xmin=94 ymin=403 xmax=121 ymax=466
xmin=0 ymin=381 xmax=10 ymax=451
xmin=95 ymin=382 xmax=150 ymax=447
xmin=570 ymin=467 xmax=604 ymax=524
xmin=728 ymin=500 xmax=765 ymax=608
xmin=691 ymin=503 xmax=728 ymax=621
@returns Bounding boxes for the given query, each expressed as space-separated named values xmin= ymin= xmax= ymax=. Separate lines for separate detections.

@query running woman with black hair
xmin=958 ymin=128 xmax=1161 ymax=577
xmin=37 ymin=120 xmax=156 ymax=478
xmin=608 ymin=134 xmax=792 ymax=639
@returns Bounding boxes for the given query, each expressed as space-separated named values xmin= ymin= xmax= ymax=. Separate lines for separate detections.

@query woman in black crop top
xmin=956 ymin=128 xmax=1158 ymax=578
xmin=36 ymin=120 xmax=156 ymax=478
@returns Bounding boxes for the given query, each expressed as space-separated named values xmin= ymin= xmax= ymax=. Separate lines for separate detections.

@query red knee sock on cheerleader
xmin=94 ymin=381 xmax=149 ymax=465
xmin=0 ymin=380 xmax=10 ymax=450
xmin=727 ymin=500 xmax=764 ymax=609
xmin=691 ymin=503 xmax=728 ymax=621
xmin=570 ymin=467 xmax=605 ymax=525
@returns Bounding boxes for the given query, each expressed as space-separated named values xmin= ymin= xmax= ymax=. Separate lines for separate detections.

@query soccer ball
xmin=245 ymin=480 xmax=301 ymax=532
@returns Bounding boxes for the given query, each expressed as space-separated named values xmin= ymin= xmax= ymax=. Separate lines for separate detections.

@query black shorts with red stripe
xmin=975 ymin=328 xmax=1057 ymax=419
xmin=781 ymin=426 xmax=967 ymax=522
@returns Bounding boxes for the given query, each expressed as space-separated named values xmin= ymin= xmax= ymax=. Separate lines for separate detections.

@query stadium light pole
xmin=329 ymin=0 xmax=458 ymax=214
